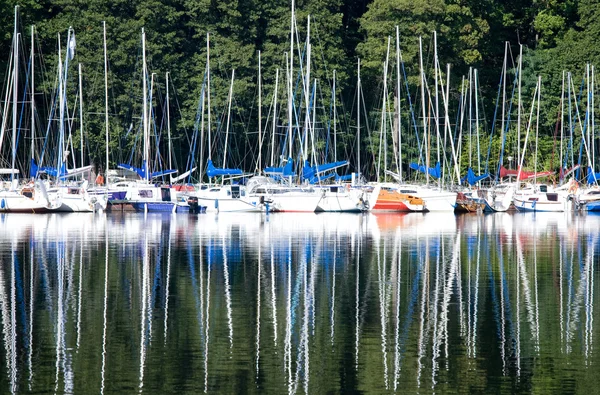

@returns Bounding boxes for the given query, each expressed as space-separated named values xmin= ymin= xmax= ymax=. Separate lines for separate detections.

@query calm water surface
xmin=0 ymin=211 xmax=597 ymax=393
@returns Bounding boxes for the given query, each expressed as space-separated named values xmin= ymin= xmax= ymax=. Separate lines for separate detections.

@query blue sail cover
xmin=461 ymin=167 xmax=490 ymax=186
xmin=302 ymin=160 xmax=348 ymax=184
xmin=336 ymin=174 xmax=353 ymax=182
xmin=30 ymin=159 xmax=38 ymax=178
xmin=150 ymin=169 xmax=178 ymax=179
xmin=206 ymin=159 xmax=242 ymax=178
xmin=264 ymin=158 xmax=296 ymax=177
xmin=118 ymin=161 xmax=177 ymax=180
xmin=118 ymin=161 xmax=147 ymax=179
xmin=409 ymin=162 xmax=441 ymax=179
xmin=587 ymin=167 xmax=600 ymax=184
xmin=38 ymin=163 xmax=67 ymax=178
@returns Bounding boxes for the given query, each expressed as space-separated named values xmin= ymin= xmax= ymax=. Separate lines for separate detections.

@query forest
xmin=0 ymin=0 xmax=597 ymax=184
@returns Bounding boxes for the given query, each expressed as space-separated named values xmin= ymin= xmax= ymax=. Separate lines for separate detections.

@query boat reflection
xmin=0 ymin=212 xmax=597 ymax=392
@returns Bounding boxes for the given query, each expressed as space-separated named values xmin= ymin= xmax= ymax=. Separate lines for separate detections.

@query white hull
xmin=316 ymin=188 xmax=367 ymax=212
xmin=195 ymin=184 xmax=263 ymax=213
xmin=0 ymin=183 xmax=61 ymax=213
xmin=395 ymin=184 xmax=457 ymax=212
xmin=513 ymin=195 xmax=570 ymax=212
xmin=267 ymin=194 xmax=321 ymax=212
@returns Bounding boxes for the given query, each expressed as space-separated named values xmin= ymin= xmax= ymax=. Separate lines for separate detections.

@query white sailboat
xmin=0 ymin=9 xmax=61 ymax=213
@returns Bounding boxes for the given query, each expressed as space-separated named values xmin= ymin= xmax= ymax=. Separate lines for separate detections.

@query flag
xmin=69 ymin=31 xmax=76 ymax=60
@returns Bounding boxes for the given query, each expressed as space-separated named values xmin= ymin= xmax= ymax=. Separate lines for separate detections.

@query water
xmin=0 ymin=211 xmax=598 ymax=393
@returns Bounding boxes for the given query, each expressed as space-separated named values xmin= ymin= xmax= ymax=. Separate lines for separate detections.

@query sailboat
xmin=114 ymin=29 xmax=186 ymax=213
xmin=0 ymin=8 xmax=61 ymax=213
xmin=192 ymin=60 xmax=263 ymax=213
xmin=512 ymin=76 xmax=571 ymax=212
xmin=41 ymin=28 xmax=107 ymax=212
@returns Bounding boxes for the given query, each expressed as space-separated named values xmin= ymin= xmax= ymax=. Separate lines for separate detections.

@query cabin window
xmin=21 ymin=188 xmax=34 ymax=198
xmin=139 ymin=190 xmax=153 ymax=198
xmin=547 ymin=193 xmax=558 ymax=202
xmin=330 ymin=186 xmax=339 ymax=193
xmin=231 ymin=185 xmax=240 ymax=199
xmin=68 ymin=188 xmax=80 ymax=195
xmin=161 ymin=188 xmax=171 ymax=202
xmin=539 ymin=185 xmax=548 ymax=193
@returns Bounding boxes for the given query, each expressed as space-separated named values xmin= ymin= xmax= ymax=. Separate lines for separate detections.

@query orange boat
xmin=371 ymin=187 xmax=426 ymax=212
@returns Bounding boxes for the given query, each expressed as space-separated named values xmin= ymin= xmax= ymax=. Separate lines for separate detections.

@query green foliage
xmin=0 ymin=0 xmax=599 ymax=180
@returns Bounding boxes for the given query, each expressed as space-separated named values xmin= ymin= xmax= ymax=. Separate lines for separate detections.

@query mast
xmin=560 ymin=71 xmax=565 ymax=179
xmin=288 ymin=0 xmax=294 ymax=160
xmin=258 ymin=51 xmax=262 ymax=171
xmin=357 ymin=58 xmax=361 ymax=180
xmin=475 ymin=69 xmax=481 ymax=177
xmin=433 ymin=31 xmax=440 ymax=185
xmin=271 ymin=68 xmax=279 ymax=167
xmin=534 ymin=76 xmax=541 ymax=184
xmin=223 ymin=70 xmax=235 ymax=170
xmin=142 ymin=28 xmax=149 ymax=183
xmin=378 ymin=37 xmax=391 ymax=182
xmin=166 ymin=72 xmax=172 ymax=172
xmin=418 ymin=37 xmax=428 ymax=184
xmin=207 ymin=32 xmax=212 ymax=161
xmin=103 ymin=21 xmax=109 ymax=179
xmin=12 ymin=7 xmax=18 ymax=181
xmin=57 ymin=32 xmax=64 ymax=176
xmin=333 ymin=70 xmax=337 ymax=163
xmin=304 ymin=16 xmax=311 ymax=164
xmin=593 ymin=65 xmax=596 ymax=170
xmin=78 ymin=63 xmax=84 ymax=168
xmin=30 ymin=25 xmax=35 ymax=167
xmin=517 ymin=44 xmax=523 ymax=173
xmin=396 ymin=26 xmax=402 ymax=182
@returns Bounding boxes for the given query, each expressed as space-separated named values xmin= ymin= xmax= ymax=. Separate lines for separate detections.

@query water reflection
xmin=0 ymin=212 xmax=599 ymax=392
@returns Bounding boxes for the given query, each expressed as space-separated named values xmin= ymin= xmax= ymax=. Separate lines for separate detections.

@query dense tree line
xmin=0 ymin=0 xmax=598 ymax=183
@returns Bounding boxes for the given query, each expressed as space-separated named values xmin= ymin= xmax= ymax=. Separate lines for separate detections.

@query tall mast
xmin=288 ymin=0 xmax=294 ymax=159
xmin=418 ymin=37 xmax=428 ymax=184
xmin=166 ymin=72 xmax=172 ymax=172
xmin=593 ymin=65 xmax=596 ymax=170
xmin=79 ymin=63 xmax=84 ymax=168
xmin=396 ymin=26 xmax=402 ymax=182
xmin=103 ymin=21 xmax=109 ymax=178
xmin=333 ymin=70 xmax=337 ymax=163
xmin=378 ymin=37 xmax=391 ymax=182
xmin=501 ymin=42 xmax=507 ymax=148
xmin=258 ymin=51 xmax=262 ymax=171
xmin=517 ymin=44 xmax=523 ymax=172
xmin=207 ymin=32 xmax=211 ymax=161
xmin=142 ymin=28 xmax=149 ymax=183
xmin=303 ymin=16 xmax=310 ymax=164
xmin=433 ymin=31 xmax=440 ymax=183
xmin=271 ymin=68 xmax=279 ymax=167
xmin=475 ymin=69 xmax=481 ymax=176
xmin=30 ymin=25 xmax=35 ymax=166
xmin=357 ymin=58 xmax=361 ymax=180
xmin=534 ymin=76 xmax=541 ymax=184
xmin=57 ymin=32 xmax=64 ymax=175
xmin=223 ymin=70 xmax=235 ymax=169
xmin=12 ymin=6 xmax=18 ymax=180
